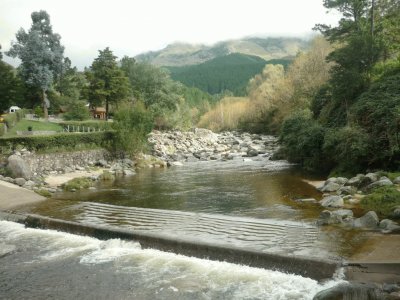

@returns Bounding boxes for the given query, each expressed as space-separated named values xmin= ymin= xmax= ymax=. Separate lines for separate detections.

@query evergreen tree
xmin=87 ymin=48 xmax=131 ymax=120
xmin=7 ymin=10 xmax=64 ymax=119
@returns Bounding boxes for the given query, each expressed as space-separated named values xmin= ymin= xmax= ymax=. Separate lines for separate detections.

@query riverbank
xmin=0 ymin=180 xmax=45 ymax=210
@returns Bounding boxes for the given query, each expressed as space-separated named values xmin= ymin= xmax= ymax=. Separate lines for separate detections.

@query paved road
xmin=0 ymin=180 xmax=45 ymax=210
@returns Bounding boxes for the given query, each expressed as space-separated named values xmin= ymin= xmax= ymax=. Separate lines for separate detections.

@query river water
xmin=1 ymin=158 xmax=365 ymax=299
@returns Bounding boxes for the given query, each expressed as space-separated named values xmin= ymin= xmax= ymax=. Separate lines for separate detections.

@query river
xmin=1 ymin=158 xmax=366 ymax=299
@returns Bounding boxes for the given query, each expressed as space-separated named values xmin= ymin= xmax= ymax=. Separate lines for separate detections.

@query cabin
xmin=91 ymin=107 xmax=106 ymax=119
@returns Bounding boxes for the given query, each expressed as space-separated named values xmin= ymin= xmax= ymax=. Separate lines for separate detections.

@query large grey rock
xmin=7 ymin=155 xmax=32 ymax=179
xmin=365 ymin=172 xmax=379 ymax=183
xmin=14 ymin=177 xmax=26 ymax=186
xmin=320 ymin=182 xmax=341 ymax=193
xmin=393 ymin=176 xmax=400 ymax=184
xmin=366 ymin=177 xmax=393 ymax=191
xmin=345 ymin=174 xmax=364 ymax=187
xmin=313 ymin=282 xmax=383 ymax=300
xmin=317 ymin=209 xmax=354 ymax=226
xmin=353 ymin=211 xmax=379 ymax=229
xmin=392 ymin=207 xmax=400 ymax=219
xmin=379 ymin=219 xmax=400 ymax=233
xmin=337 ymin=185 xmax=356 ymax=196
xmin=320 ymin=195 xmax=344 ymax=208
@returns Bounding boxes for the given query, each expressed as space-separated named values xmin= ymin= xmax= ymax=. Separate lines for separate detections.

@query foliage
xmin=279 ymin=110 xmax=328 ymax=173
xmin=361 ymin=186 xmax=400 ymax=217
xmin=197 ymin=97 xmax=250 ymax=132
xmin=63 ymin=100 xmax=90 ymax=121
xmin=350 ymin=72 xmax=400 ymax=169
xmin=120 ymin=57 xmax=182 ymax=117
xmin=0 ymin=60 xmax=25 ymax=112
xmin=112 ymin=102 xmax=154 ymax=156
xmin=62 ymin=177 xmax=93 ymax=191
xmin=87 ymin=48 xmax=131 ymax=119
xmin=168 ymin=53 xmax=290 ymax=95
xmin=6 ymin=10 xmax=65 ymax=118
xmin=240 ymin=37 xmax=333 ymax=133
xmin=0 ymin=131 xmax=113 ymax=153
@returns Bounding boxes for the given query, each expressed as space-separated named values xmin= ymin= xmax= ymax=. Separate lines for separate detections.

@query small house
xmin=91 ymin=107 xmax=106 ymax=119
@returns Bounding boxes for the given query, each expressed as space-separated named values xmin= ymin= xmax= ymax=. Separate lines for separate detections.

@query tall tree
xmin=87 ymin=48 xmax=131 ymax=120
xmin=0 ymin=51 xmax=25 ymax=112
xmin=7 ymin=10 xmax=64 ymax=119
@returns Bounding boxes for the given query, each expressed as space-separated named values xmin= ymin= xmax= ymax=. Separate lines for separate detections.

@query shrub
xmin=361 ymin=186 xmax=400 ymax=217
xmin=112 ymin=102 xmax=153 ymax=156
xmin=98 ymin=170 xmax=115 ymax=181
xmin=35 ymin=189 xmax=52 ymax=198
xmin=279 ymin=110 xmax=329 ymax=173
xmin=0 ymin=131 xmax=113 ymax=154
xmin=63 ymin=101 xmax=90 ymax=121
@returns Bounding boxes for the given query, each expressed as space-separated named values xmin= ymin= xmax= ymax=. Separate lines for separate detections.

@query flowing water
xmin=1 ymin=158 xmax=367 ymax=299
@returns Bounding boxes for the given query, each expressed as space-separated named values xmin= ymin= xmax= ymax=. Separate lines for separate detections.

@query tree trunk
xmin=42 ymin=89 xmax=48 ymax=119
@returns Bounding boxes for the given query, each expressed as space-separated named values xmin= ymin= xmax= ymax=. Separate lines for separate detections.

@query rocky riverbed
xmin=304 ymin=174 xmax=400 ymax=234
xmin=0 ymin=129 xmax=280 ymax=194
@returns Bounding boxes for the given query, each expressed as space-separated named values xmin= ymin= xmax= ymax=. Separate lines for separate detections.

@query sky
xmin=0 ymin=0 xmax=341 ymax=69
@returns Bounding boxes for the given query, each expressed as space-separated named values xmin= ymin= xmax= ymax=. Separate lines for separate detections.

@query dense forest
xmin=168 ymin=53 xmax=291 ymax=95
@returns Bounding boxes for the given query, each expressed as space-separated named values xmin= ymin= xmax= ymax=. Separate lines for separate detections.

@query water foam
xmin=0 ymin=221 xmax=345 ymax=299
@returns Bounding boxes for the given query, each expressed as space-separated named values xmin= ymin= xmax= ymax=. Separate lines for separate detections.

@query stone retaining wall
xmin=22 ymin=149 xmax=111 ymax=175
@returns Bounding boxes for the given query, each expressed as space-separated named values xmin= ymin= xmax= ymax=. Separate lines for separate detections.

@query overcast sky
xmin=0 ymin=0 xmax=340 ymax=69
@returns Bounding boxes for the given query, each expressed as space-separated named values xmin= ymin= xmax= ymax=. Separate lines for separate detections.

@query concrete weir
xmin=0 ymin=211 xmax=339 ymax=281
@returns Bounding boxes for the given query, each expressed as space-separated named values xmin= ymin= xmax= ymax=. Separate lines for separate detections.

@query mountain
xmin=167 ymin=53 xmax=292 ymax=95
xmin=135 ymin=37 xmax=309 ymax=67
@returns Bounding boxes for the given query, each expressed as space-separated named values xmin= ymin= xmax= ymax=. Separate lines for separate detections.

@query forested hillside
xmin=167 ymin=53 xmax=291 ymax=95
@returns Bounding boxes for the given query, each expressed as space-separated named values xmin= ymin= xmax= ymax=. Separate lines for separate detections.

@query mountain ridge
xmin=135 ymin=37 xmax=309 ymax=67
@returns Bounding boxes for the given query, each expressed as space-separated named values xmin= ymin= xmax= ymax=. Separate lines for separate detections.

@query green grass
xmin=5 ymin=120 xmax=63 ymax=137
xmin=361 ymin=186 xmax=400 ymax=217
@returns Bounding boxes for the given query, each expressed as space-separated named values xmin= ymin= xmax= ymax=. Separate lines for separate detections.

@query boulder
xmin=365 ymin=172 xmax=379 ymax=183
xmin=168 ymin=161 xmax=184 ymax=167
xmin=392 ymin=207 xmax=400 ymax=219
xmin=320 ymin=182 xmax=341 ymax=193
xmin=320 ymin=195 xmax=344 ymax=208
xmin=294 ymin=198 xmax=318 ymax=203
xmin=379 ymin=219 xmax=400 ymax=233
xmin=7 ymin=155 xmax=32 ymax=179
xmin=366 ymin=177 xmax=393 ymax=191
xmin=313 ymin=282 xmax=383 ymax=300
xmin=337 ymin=186 xmax=356 ymax=196
xmin=246 ymin=148 xmax=259 ymax=157
xmin=123 ymin=169 xmax=136 ymax=176
xmin=14 ymin=177 xmax=26 ymax=187
xmin=317 ymin=209 xmax=354 ymax=226
xmin=345 ymin=174 xmax=364 ymax=187
xmin=353 ymin=211 xmax=379 ymax=229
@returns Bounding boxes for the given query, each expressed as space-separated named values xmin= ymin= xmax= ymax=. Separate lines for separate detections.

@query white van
xmin=9 ymin=106 xmax=21 ymax=113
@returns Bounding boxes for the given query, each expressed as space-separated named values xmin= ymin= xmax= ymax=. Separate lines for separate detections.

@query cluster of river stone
xmin=303 ymin=173 xmax=400 ymax=233
xmin=148 ymin=129 xmax=278 ymax=164
xmin=1 ymin=129 xmax=278 ymax=193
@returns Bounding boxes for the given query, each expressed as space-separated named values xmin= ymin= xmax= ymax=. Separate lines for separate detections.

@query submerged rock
xmin=313 ymin=282 xmax=383 ymax=300
xmin=317 ymin=209 xmax=353 ymax=226
xmin=320 ymin=195 xmax=344 ymax=208
xmin=379 ymin=219 xmax=400 ymax=233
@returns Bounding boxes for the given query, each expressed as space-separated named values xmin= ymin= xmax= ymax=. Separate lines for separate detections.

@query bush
xmin=361 ymin=186 xmax=400 ymax=217
xmin=279 ymin=110 xmax=329 ymax=173
xmin=112 ymin=102 xmax=153 ymax=156
xmin=323 ymin=126 xmax=371 ymax=174
xmin=0 ymin=131 xmax=113 ymax=154
xmin=63 ymin=101 xmax=90 ymax=121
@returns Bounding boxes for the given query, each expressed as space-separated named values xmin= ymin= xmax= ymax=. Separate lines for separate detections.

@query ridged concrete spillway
xmin=0 ymin=204 xmax=340 ymax=281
